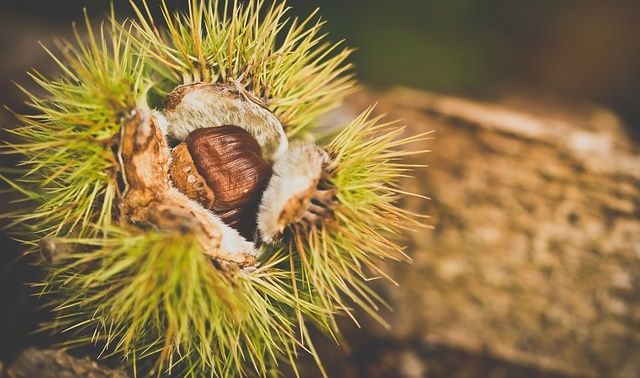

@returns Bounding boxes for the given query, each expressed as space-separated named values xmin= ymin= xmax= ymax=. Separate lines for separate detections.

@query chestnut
xmin=169 ymin=125 xmax=272 ymax=239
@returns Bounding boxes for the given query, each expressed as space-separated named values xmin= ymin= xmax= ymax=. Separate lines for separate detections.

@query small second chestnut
xmin=169 ymin=125 xmax=272 ymax=239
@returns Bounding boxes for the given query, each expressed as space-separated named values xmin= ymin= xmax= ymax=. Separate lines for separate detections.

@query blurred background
xmin=1 ymin=1 xmax=639 ymax=377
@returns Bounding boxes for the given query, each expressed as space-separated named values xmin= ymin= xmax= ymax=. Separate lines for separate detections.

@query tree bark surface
xmin=331 ymin=88 xmax=640 ymax=377
xmin=2 ymin=348 xmax=127 ymax=378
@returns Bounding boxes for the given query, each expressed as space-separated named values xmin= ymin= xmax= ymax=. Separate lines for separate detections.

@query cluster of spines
xmin=287 ymin=108 xmax=432 ymax=327
xmin=38 ymin=229 xmax=334 ymax=377
xmin=130 ymin=0 xmax=356 ymax=137
xmin=2 ymin=8 xmax=143 ymax=243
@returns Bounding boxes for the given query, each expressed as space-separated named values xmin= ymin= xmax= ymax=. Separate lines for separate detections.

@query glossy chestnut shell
xmin=170 ymin=125 xmax=272 ymax=239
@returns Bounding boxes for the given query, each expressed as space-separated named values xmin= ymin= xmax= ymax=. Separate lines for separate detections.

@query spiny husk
xmin=129 ymin=0 xmax=356 ymax=137
xmin=1 ymin=1 xmax=427 ymax=377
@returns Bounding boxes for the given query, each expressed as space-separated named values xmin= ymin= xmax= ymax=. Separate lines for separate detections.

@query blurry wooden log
xmin=331 ymin=88 xmax=640 ymax=377
xmin=3 ymin=348 xmax=128 ymax=378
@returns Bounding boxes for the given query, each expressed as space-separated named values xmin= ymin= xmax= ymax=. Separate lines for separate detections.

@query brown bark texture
xmin=1 ymin=348 xmax=127 ymax=378
xmin=334 ymin=88 xmax=640 ymax=377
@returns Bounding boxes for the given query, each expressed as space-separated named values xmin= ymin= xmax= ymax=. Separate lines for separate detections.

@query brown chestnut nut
xmin=169 ymin=125 xmax=272 ymax=239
